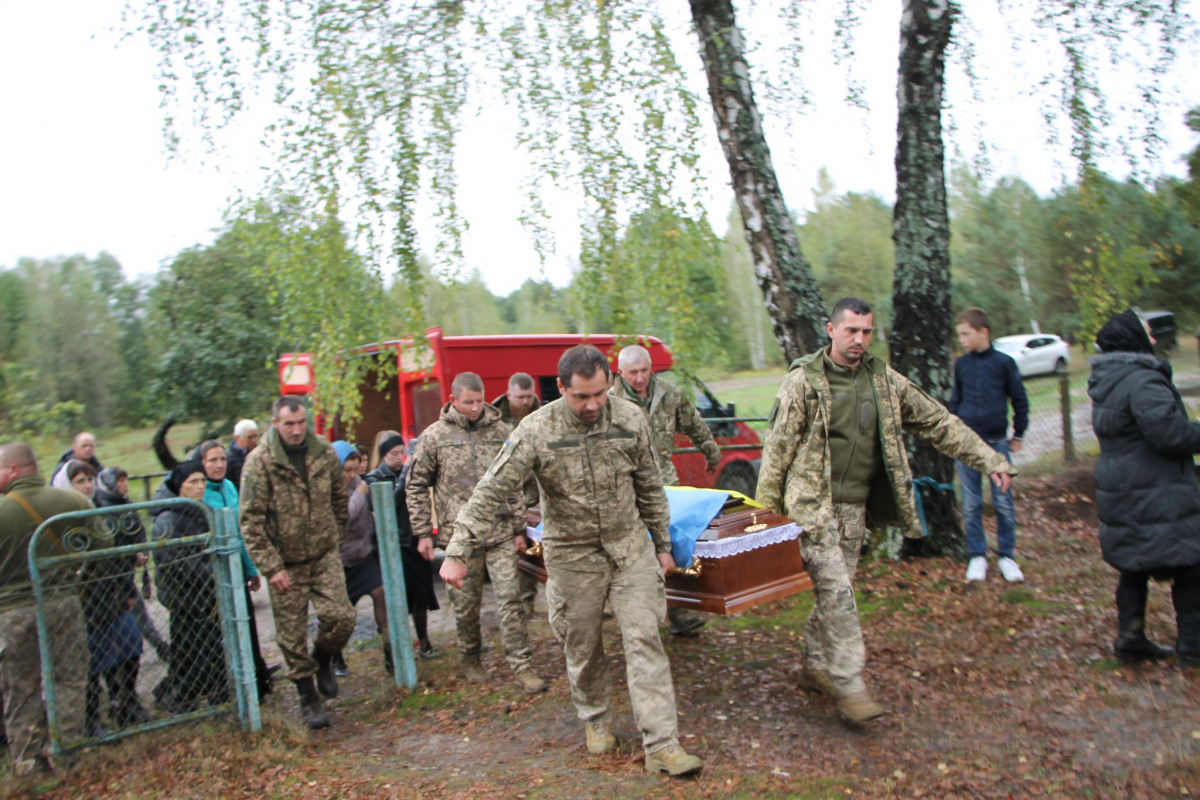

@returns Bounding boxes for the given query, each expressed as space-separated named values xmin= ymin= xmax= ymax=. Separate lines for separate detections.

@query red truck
xmin=279 ymin=328 xmax=762 ymax=495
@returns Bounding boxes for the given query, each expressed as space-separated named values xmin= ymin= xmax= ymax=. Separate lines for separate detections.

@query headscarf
xmin=52 ymin=459 xmax=94 ymax=493
xmin=332 ymin=440 xmax=358 ymax=466
xmin=164 ymin=459 xmax=206 ymax=496
xmin=96 ymin=466 xmax=128 ymax=501
xmin=1095 ymin=309 xmax=1154 ymax=355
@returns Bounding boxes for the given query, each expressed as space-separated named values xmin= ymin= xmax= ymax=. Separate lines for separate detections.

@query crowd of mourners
xmin=1 ymin=301 xmax=1198 ymax=781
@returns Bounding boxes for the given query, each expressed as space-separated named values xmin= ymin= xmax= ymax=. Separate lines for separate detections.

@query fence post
xmin=371 ymin=481 xmax=418 ymax=690
xmin=1060 ymin=370 xmax=1075 ymax=464
xmin=212 ymin=508 xmax=261 ymax=732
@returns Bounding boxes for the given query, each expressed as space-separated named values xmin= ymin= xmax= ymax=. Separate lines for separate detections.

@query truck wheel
xmin=715 ymin=461 xmax=758 ymax=500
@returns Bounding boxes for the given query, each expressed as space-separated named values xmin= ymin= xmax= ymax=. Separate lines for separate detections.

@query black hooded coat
xmin=1088 ymin=310 xmax=1200 ymax=572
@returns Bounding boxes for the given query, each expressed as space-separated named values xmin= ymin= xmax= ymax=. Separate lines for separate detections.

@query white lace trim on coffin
xmin=692 ymin=521 xmax=803 ymax=560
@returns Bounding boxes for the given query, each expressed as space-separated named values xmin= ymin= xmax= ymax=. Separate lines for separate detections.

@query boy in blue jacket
xmin=950 ymin=308 xmax=1030 ymax=582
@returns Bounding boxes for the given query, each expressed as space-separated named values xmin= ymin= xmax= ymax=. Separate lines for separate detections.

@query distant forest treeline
xmin=3 ymin=165 xmax=1198 ymax=438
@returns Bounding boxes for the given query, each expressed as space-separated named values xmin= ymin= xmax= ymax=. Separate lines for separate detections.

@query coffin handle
xmin=668 ymin=557 xmax=702 ymax=577
xmin=525 ymin=540 xmax=543 ymax=557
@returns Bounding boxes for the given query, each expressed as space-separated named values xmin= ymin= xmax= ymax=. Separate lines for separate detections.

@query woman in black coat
xmin=1088 ymin=309 xmax=1200 ymax=666
xmin=151 ymin=461 xmax=229 ymax=711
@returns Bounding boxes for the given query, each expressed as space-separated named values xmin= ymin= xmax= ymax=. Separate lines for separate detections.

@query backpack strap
xmin=6 ymin=491 xmax=69 ymax=555
xmin=7 ymin=491 xmax=44 ymax=526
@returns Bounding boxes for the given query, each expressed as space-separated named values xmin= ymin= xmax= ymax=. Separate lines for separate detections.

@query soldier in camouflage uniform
xmin=493 ymin=372 xmax=543 ymax=619
xmin=240 ymin=397 xmax=355 ymax=730
xmin=441 ymin=346 xmax=703 ymax=777
xmin=0 ymin=443 xmax=91 ymax=775
xmin=612 ymin=344 xmax=721 ymax=637
xmin=407 ymin=372 xmax=545 ymax=693
xmin=757 ymin=297 xmax=1015 ymax=725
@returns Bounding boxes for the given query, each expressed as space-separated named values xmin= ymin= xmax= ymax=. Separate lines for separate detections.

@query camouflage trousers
xmin=0 ymin=595 xmax=88 ymax=763
xmin=449 ymin=539 xmax=532 ymax=673
xmin=267 ymin=548 xmax=356 ymax=682
xmin=518 ymin=567 xmax=539 ymax=613
xmin=545 ymin=548 xmax=681 ymax=754
xmin=800 ymin=501 xmax=867 ymax=696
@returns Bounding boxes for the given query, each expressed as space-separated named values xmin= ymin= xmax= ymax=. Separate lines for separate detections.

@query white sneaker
xmin=998 ymin=557 xmax=1025 ymax=583
xmin=965 ymin=556 xmax=987 ymax=582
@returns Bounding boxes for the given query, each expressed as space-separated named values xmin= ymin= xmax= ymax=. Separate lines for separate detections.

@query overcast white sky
xmin=1 ymin=1 xmax=1197 ymax=296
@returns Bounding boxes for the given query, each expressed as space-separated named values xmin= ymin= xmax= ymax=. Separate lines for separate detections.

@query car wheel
xmin=715 ymin=460 xmax=758 ymax=500
xmin=1053 ymin=357 xmax=1068 ymax=375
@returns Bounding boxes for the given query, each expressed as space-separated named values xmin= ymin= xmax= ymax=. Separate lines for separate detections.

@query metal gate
xmin=28 ymin=500 xmax=260 ymax=755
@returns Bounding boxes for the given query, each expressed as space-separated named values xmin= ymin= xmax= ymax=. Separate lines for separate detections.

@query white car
xmin=993 ymin=334 xmax=1071 ymax=377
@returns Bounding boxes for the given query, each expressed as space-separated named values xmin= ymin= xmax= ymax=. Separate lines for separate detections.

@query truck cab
xmin=279 ymin=328 xmax=761 ymax=493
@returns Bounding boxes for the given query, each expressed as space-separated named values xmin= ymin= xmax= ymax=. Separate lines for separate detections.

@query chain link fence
xmin=1012 ymin=356 xmax=1200 ymax=476
xmin=28 ymin=501 xmax=259 ymax=756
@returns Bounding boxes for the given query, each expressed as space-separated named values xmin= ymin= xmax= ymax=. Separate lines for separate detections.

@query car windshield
xmin=994 ymin=339 xmax=1024 ymax=355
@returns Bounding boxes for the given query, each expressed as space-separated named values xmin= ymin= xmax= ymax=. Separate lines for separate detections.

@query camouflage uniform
xmin=756 ymin=348 xmax=1015 ymax=696
xmin=612 ymin=373 xmax=719 ymax=633
xmin=407 ymin=402 xmax=532 ymax=671
xmin=0 ymin=474 xmax=91 ymax=766
xmin=448 ymin=396 xmax=685 ymax=755
xmin=611 ymin=375 xmax=721 ymax=485
xmin=495 ymin=391 xmax=544 ymax=613
xmin=240 ymin=426 xmax=355 ymax=682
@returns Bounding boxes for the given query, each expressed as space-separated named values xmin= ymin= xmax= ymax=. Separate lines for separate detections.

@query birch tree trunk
xmin=689 ymin=0 xmax=826 ymax=363
xmin=892 ymin=0 xmax=963 ymax=556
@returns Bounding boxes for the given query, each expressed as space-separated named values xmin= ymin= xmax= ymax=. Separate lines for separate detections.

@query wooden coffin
xmin=518 ymin=503 xmax=812 ymax=616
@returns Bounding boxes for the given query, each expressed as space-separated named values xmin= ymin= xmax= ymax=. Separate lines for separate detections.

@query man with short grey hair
xmin=226 ymin=419 xmax=259 ymax=489
xmin=51 ymin=431 xmax=102 ymax=486
xmin=611 ymin=343 xmax=721 ymax=637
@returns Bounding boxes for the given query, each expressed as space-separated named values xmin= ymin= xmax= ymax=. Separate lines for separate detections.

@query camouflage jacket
xmin=756 ymin=347 xmax=1014 ymax=540
xmin=492 ymin=392 xmax=542 ymax=428
xmin=492 ymin=392 xmax=543 ymax=507
xmin=611 ymin=374 xmax=721 ymax=484
xmin=447 ymin=395 xmax=671 ymax=572
xmin=239 ymin=426 xmax=349 ymax=577
xmin=406 ymin=402 xmax=526 ymax=548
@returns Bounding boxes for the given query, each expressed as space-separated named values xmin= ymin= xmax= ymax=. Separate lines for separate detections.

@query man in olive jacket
xmin=240 ymin=397 xmax=355 ymax=729
xmin=757 ymin=297 xmax=1015 ymax=725
xmin=0 ymin=443 xmax=91 ymax=774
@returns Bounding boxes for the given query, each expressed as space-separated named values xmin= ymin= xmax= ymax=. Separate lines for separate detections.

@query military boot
xmin=797 ymin=667 xmax=836 ymax=696
xmin=837 ymin=690 xmax=887 ymax=725
xmin=312 ymin=646 xmax=339 ymax=698
xmin=514 ymin=668 xmax=547 ymax=694
xmin=585 ymin=717 xmax=616 ymax=754
xmin=462 ymin=659 xmax=487 ymax=683
xmin=644 ymin=744 xmax=703 ymax=776
xmin=295 ymin=677 xmax=329 ymax=730
xmin=667 ymin=607 xmax=706 ymax=637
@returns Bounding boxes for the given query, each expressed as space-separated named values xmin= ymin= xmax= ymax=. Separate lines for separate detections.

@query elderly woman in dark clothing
xmin=366 ymin=432 xmax=441 ymax=660
xmin=1089 ymin=309 xmax=1200 ymax=666
xmin=330 ymin=441 xmax=393 ymax=675
xmin=152 ymin=460 xmax=229 ymax=711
